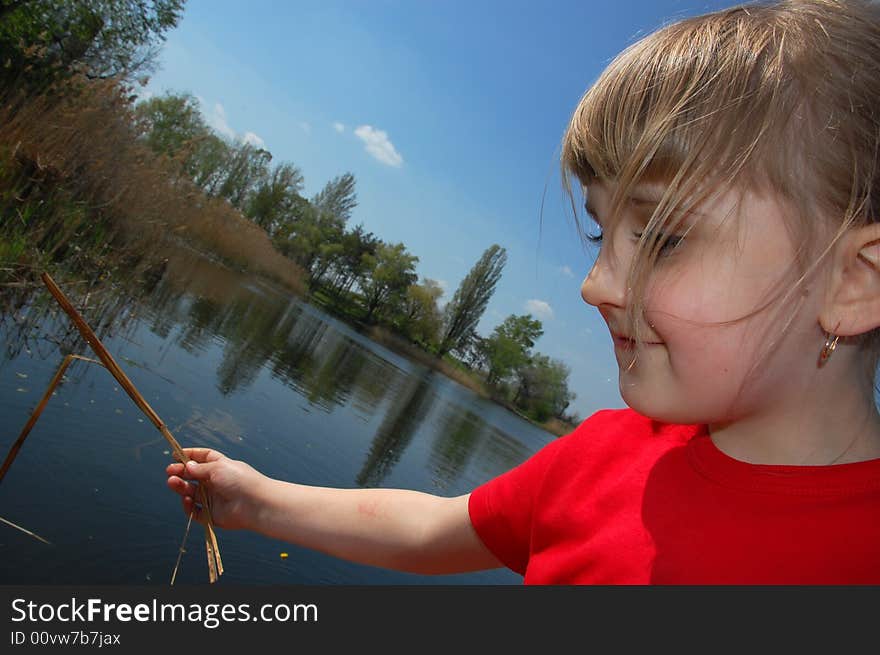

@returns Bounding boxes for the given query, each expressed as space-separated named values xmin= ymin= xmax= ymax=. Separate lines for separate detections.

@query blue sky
xmin=145 ymin=0 xmax=735 ymax=420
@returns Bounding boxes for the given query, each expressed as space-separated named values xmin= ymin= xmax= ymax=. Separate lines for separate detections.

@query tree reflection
xmin=2 ymin=245 xmax=542 ymax=504
xmin=427 ymin=407 xmax=485 ymax=490
xmin=355 ymin=371 xmax=436 ymax=487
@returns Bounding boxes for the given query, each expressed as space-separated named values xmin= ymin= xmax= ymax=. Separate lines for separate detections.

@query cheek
xmin=645 ymin=276 xmax=771 ymax=377
xmin=643 ymin=271 xmax=720 ymax=329
xmin=644 ymin=252 xmax=770 ymax=327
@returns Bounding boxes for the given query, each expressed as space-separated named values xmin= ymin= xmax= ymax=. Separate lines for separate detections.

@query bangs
xmin=561 ymin=4 xmax=806 ymax=211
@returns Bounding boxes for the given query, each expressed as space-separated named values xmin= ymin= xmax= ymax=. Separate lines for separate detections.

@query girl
xmin=166 ymin=0 xmax=880 ymax=583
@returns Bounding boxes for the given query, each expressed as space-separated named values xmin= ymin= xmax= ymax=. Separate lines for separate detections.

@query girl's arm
xmin=166 ymin=447 xmax=503 ymax=575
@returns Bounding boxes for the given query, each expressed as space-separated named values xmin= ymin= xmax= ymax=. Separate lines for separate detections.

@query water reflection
xmin=357 ymin=371 xmax=437 ymax=488
xmin=0 ymin=246 xmax=553 ymax=584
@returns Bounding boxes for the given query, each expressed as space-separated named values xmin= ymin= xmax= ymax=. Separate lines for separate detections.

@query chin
xmin=621 ymin=387 xmax=709 ymax=426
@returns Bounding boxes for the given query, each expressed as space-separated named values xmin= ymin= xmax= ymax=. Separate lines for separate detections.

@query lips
xmin=611 ymin=332 xmax=663 ymax=349
xmin=612 ymin=334 xmax=637 ymax=351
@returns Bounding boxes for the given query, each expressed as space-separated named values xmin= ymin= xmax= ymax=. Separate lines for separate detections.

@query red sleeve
xmin=468 ymin=433 xmax=569 ymax=576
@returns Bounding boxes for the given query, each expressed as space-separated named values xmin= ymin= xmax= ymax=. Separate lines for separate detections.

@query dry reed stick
xmin=39 ymin=272 xmax=223 ymax=582
xmin=0 ymin=515 xmax=51 ymax=545
xmin=0 ymin=353 xmax=101 ymax=484
xmin=170 ymin=510 xmax=195 ymax=586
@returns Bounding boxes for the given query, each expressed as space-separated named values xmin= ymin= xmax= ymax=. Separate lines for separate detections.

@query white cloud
xmin=525 ymin=299 xmax=554 ymax=320
xmin=207 ymin=102 xmax=236 ymax=141
xmin=333 ymin=122 xmax=345 ymax=133
xmin=242 ymin=131 xmax=265 ymax=148
xmin=201 ymin=100 xmax=267 ymax=147
xmin=559 ymin=265 xmax=575 ymax=278
xmin=354 ymin=125 xmax=403 ymax=167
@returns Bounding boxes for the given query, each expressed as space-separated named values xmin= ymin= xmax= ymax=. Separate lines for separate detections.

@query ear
xmin=820 ymin=223 xmax=880 ymax=337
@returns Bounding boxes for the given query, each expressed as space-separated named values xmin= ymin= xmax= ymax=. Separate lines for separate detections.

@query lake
xmin=0 ymin=247 xmax=554 ymax=585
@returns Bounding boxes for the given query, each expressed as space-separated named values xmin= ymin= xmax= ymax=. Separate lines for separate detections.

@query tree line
xmin=0 ymin=0 xmax=579 ymax=427
xmin=134 ymin=93 xmax=577 ymax=424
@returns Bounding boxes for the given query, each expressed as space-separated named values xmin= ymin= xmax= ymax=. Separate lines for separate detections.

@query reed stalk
xmin=38 ymin=272 xmax=223 ymax=581
xmin=170 ymin=510 xmax=195 ymax=586
xmin=0 ymin=515 xmax=51 ymax=545
xmin=0 ymin=353 xmax=101 ymax=483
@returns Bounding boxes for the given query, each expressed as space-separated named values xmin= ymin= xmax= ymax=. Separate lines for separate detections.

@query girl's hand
xmin=165 ymin=447 xmax=269 ymax=531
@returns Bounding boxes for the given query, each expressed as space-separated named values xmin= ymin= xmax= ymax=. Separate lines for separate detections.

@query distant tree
xmin=246 ymin=162 xmax=305 ymax=234
xmin=134 ymin=92 xmax=207 ymax=159
xmin=494 ymin=314 xmax=543 ymax=350
xmin=190 ymin=132 xmax=234 ymax=194
xmin=328 ymin=224 xmax=379 ymax=296
xmin=482 ymin=314 xmax=544 ymax=386
xmin=514 ymin=354 xmax=576 ymax=422
xmin=360 ymin=243 xmax=419 ymax=323
xmin=437 ymin=244 xmax=507 ymax=358
xmin=0 ymin=0 xmax=186 ymax=86
xmin=275 ymin=202 xmax=344 ymax=276
xmin=215 ymin=141 xmax=272 ymax=209
xmin=397 ymin=278 xmax=444 ymax=346
xmin=310 ymin=241 xmax=346 ymax=288
xmin=311 ymin=172 xmax=357 ymax=223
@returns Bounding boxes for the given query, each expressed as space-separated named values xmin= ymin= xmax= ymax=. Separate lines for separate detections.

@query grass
xmin=0 ymin=79 xmax=306 ymax=294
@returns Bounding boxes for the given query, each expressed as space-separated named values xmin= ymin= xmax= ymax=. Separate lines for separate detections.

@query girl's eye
xmin=633 ymin=232 xmax=684 ymax=256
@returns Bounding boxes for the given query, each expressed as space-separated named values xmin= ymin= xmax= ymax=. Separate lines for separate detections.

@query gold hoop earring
xmin=818 ymin=331 xmax=840 ymax=367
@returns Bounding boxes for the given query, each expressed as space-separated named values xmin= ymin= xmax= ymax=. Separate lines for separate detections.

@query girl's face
xmin=581 ymin=180 xmax=827 ymax=425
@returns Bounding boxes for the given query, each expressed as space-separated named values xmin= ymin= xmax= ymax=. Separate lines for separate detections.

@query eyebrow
xmin=583 ymin=194 xmax=656 ymax=221
xmin=629 ymin=195 xmax=662 ymax=207
xmin=586 ymin=193 xmax=703 ymax=221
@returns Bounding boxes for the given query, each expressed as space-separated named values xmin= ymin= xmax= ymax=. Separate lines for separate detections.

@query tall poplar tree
xmin=437 ymin=244 xmax=507 ymax=357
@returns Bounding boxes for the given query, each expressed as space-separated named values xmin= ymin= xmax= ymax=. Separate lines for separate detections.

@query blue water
xmin=0 ymin=252 xmax=555 ymax=585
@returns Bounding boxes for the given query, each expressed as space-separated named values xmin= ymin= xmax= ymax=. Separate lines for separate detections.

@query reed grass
xmin=0 ymin=353 xmax=101 ymax=484
xmin=41 ymin=272 xmax=223 ymax=581
xmin=0 ymin=80 xmax=306 ymax=294
xmin=170 ymin=511 xmax=195 ymax=586
xmin=0 ymin=515 xmax=51 ymax=545
xmin=0 ymin=273 xmax=224 ymax=583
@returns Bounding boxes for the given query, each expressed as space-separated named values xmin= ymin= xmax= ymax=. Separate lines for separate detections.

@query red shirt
xmin=468 ymin=409 xmax=880 ymax=584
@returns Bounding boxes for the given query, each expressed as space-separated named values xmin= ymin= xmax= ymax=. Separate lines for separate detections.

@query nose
xmin=581 ymin=248 xmax=626 ymax=308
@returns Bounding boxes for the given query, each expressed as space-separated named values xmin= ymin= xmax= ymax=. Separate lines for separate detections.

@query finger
xmin=180 ymin=448 xmax=224 ymax=463
xmin=166 ymin=462 xmax=185 ymax=477
xmin=182 ymin=459 xmax=219 ymax=482
xmin=167 ymin=475 xmax=199 ymax=499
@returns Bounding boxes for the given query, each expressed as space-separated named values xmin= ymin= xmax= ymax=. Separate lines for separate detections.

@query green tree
xmin=215 ymin=141 xmax=272 ymax=209
xmin=311 ymin=172 xmax=357 ymax=223
xmin=514 ymin=354 xmax=576 ymax=422
xmin=437 ymin=244 xmax=507 ymax=357
xmin=310 ymin=241 xmax=346 ymax=288
xmin=397 ymin=278 xmax=444 ymax=346
xmin=190 ymin=132 xmax=233 ymax=194
xmin=0 ymin=0 xmax=185 ymax=86
xmin=246 ymin=162 xmax=305 ymax=234
xmin=134 ymin=92 xmax=208 ymax=160
xmin=482 ymin=314 xmax=544 ymax=386
xmin=360 ymin=242 xmax=419 ymax=323
xmin=327 ymin=224 xmax=379 ymax=297
xmin=275 ymin=201 xmax=342 ymax=276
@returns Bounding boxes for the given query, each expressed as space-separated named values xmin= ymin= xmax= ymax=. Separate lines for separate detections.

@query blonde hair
xmin=561 ymin=0 xmax=880 ymax=371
